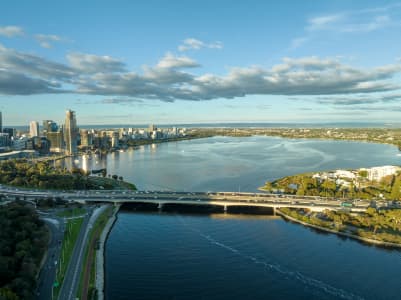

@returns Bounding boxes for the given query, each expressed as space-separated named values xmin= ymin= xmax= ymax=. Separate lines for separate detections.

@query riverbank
xmin=276 ymin=209 xmax=401 ymax=248
xmin=77 ymin=133 xmax=212 ymax=156
xmin=190 ymin=127 xmax=401 ymax=150
xmin=0 ymin=158 xmax=137 ymax=191
xmin=95 ymin=204 xmax=120 ymax=300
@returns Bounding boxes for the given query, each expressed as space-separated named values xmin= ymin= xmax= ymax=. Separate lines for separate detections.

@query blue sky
xmin=1 ymin=0 xmax=401 ymax=126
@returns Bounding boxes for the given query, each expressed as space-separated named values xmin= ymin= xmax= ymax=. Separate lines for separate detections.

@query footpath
xmin=95 ymin=204 xmax=120 ymax=300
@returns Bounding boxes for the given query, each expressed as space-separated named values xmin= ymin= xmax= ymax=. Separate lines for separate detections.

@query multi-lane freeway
xmin=1 ymin=184 xmax=400 ymax=300
xmin=57 ymin=207 xmax=90 ymax=300
xmin=1 ymin=185 xmax=391 ymax=212
xmin=57 ymin=205 xmax=108 ymax=300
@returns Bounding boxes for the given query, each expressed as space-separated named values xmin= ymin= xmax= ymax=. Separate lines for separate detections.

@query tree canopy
xmin=0 ymin=202 xmax=49 ymax=299
xmin=1 ymin=159 xmax=108 ymax=190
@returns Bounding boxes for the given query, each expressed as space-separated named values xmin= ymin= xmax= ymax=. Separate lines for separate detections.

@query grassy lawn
xmin=56 ymin=207 xmax=86 ymax=218
xmin=77 ymin=206 xmax=114 ymax=300
xmin=53 ymin=216 xmax=84 ymax=299
xmin=77 ymin=207 xmax=113 ymax=299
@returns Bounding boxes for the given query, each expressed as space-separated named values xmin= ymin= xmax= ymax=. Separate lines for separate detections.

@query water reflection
xmin=209 ymin=213 xmax=281 ymax=220
xmin=150 ymin=143 xmax=158 ymax=154
xmin=59 ymin=136 xmax=401 ymax=193
xmin=60 ymin=153 xmax=107 ymax=174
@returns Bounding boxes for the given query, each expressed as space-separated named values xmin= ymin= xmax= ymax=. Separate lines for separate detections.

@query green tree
xmin=0 ymin=287 xmax=19 ymax=300
xmin=390 ymin=177 xmax=401 ymax=200
xmin=358 ymin=170 xmax=368 ymax=178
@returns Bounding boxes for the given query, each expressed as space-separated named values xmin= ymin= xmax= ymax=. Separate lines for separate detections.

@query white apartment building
xmin=362 ymin=166 xmax=401 ymax=181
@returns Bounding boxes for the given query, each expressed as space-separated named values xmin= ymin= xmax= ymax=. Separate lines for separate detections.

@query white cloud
xmin=307 ymin=14 xmax=344 ymax=31
xmin=293 ymin=5 xmax=401 ymax=49
xmin=79 ymin=56 xmax=401 ymax=101
xmin=315 ymin=92 xmax=401 ymax=106
xmin=156 ymin=52 xmax=200 ymax=69
xmin=66 ymin=52 xmax=126 ymax=73
xmin=34 ymin=34 xmax=64 ymax=48
xmin=0 ymin=45 xmax=74 ymax=80
xmin=307 ymin=5 xmax=399 ymax=34
xmin=0 ymin=43 xmax=400 ymax=102
xmin=178 ymin=38 xmax=223 ymax=51
xmin=178 ymin=38 xmax=203 ymax=51
xmin=341 ymin=15 xmax=393 ymax=33
xmin=0 ymin=25 xmax=24 ymax=37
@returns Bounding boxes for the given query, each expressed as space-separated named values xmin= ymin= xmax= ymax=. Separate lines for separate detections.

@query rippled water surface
xmin=106 ymin=212 xmax=401 ymax=300
xmin=100 ymin=137 xmax=401 ymax=299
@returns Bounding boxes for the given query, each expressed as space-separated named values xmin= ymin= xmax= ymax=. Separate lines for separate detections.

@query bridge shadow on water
xmin=121 ymin=202 xmax=276 ymax=216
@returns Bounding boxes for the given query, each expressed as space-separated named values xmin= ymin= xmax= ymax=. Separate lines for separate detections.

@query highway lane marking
xmin=66 ymin=206 xmax=107 ymax=300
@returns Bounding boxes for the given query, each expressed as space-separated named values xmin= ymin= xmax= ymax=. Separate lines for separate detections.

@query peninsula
xmin=260 ymin=165 xmax=401 ymax=246
xmin=190 ymin=127 xmax=401 ymax=150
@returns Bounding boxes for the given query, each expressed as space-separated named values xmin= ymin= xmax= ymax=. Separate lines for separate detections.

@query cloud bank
xmin=0 ymin=44 xmax=400 ymax=103
xmin=0 ymin=26 xmax=24 ymax=37
xmin=178 ymin=38 xmax=223 ymax=51
xmin=35 ymin=34 xmax=66 ymax=48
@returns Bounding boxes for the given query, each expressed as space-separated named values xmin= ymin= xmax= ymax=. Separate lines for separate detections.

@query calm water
xmin=99 ymin=137 xmax=401 ymax=299
xmin=76 ymin=136 xmax=401 ymax=192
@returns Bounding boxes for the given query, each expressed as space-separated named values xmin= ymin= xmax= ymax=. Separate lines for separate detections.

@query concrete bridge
xmin=0 ymin=187 xmax=373 ymax=213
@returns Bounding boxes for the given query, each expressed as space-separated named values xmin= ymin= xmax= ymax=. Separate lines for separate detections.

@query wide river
xmin=79 ymin=136 xmax=401 ymax=299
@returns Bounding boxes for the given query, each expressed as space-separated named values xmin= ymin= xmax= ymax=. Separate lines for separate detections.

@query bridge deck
xmin=0 ymin=188 xmax=379 ymax=212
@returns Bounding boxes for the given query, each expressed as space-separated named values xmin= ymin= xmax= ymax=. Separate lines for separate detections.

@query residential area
xmin=262 ymin=165 xmax=401 ymax=202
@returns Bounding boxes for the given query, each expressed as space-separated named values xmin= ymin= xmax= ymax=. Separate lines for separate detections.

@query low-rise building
xmin=362 ymin=166 xmax=401 ymax=181
xmin=334 ymin=170 xmax=356 ymax=180
xmin=12 ymin=136 xmax=30 ymax=151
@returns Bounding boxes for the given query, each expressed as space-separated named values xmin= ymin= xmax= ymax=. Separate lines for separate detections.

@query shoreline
xmin=77 ymin=135 xmax=210 ymax=156
xmin=95 ymin=204 xmax=120 ymax=300
xmin=276 ymin=209 xmax=401 ymax=249
xmin=41 ymin=131 xmax=401 ymax=169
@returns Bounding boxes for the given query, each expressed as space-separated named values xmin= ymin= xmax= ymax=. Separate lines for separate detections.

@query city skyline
xmin=1 ymin=1 xmax=401 ymax=125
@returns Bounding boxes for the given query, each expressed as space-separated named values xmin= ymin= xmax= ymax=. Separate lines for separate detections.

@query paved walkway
xmin=95 ymin=204 xmax=120 ymax=300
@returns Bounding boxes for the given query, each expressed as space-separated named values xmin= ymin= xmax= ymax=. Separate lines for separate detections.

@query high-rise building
xmin=3 ymin=128 xmax=16 ymax=138
xmin=32 ymin=137 xmax=51 ymax=155
xmin=80 ymin=130 xmax=93 ymax=147
xmin=43 ymin=120 xmax=58 ymax=134
xmin=111 ymin=131 xmax=119 ymax=148
xmin=0 ymin=133 xmax=10 ymax=148
xmin=46 ymin=131 xmax=64 ymax=153
xmin=29 ymin=121 xmax=39 ymax=137
xmin=64 ymin=110 xmax=78 ymax=155
xmin=0 ymin=111 xmax=2 ymax=133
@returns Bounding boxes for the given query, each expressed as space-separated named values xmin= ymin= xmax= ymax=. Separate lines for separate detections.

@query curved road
xmin=58 ymin=205 xmax=108 ymax=300
xmin=35 ymin=215 xmax=64 ymax=300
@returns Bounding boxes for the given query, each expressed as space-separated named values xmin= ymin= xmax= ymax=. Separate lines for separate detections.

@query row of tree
xmin=280 ymin=207 xmax=401 ymax=244
xmin=0 ymin=202 xmax=49 ymax=299
xmin=325 ymin=207 xmax=401 ymax=234
xmin=0 ymin=159 xmax=124 ymax=190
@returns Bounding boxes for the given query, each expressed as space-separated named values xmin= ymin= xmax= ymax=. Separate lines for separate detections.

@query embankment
xmin=276 ymin=209 xmax=401 ymax=249
xmin=95 ymin=204 xmax=120 ymax=300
